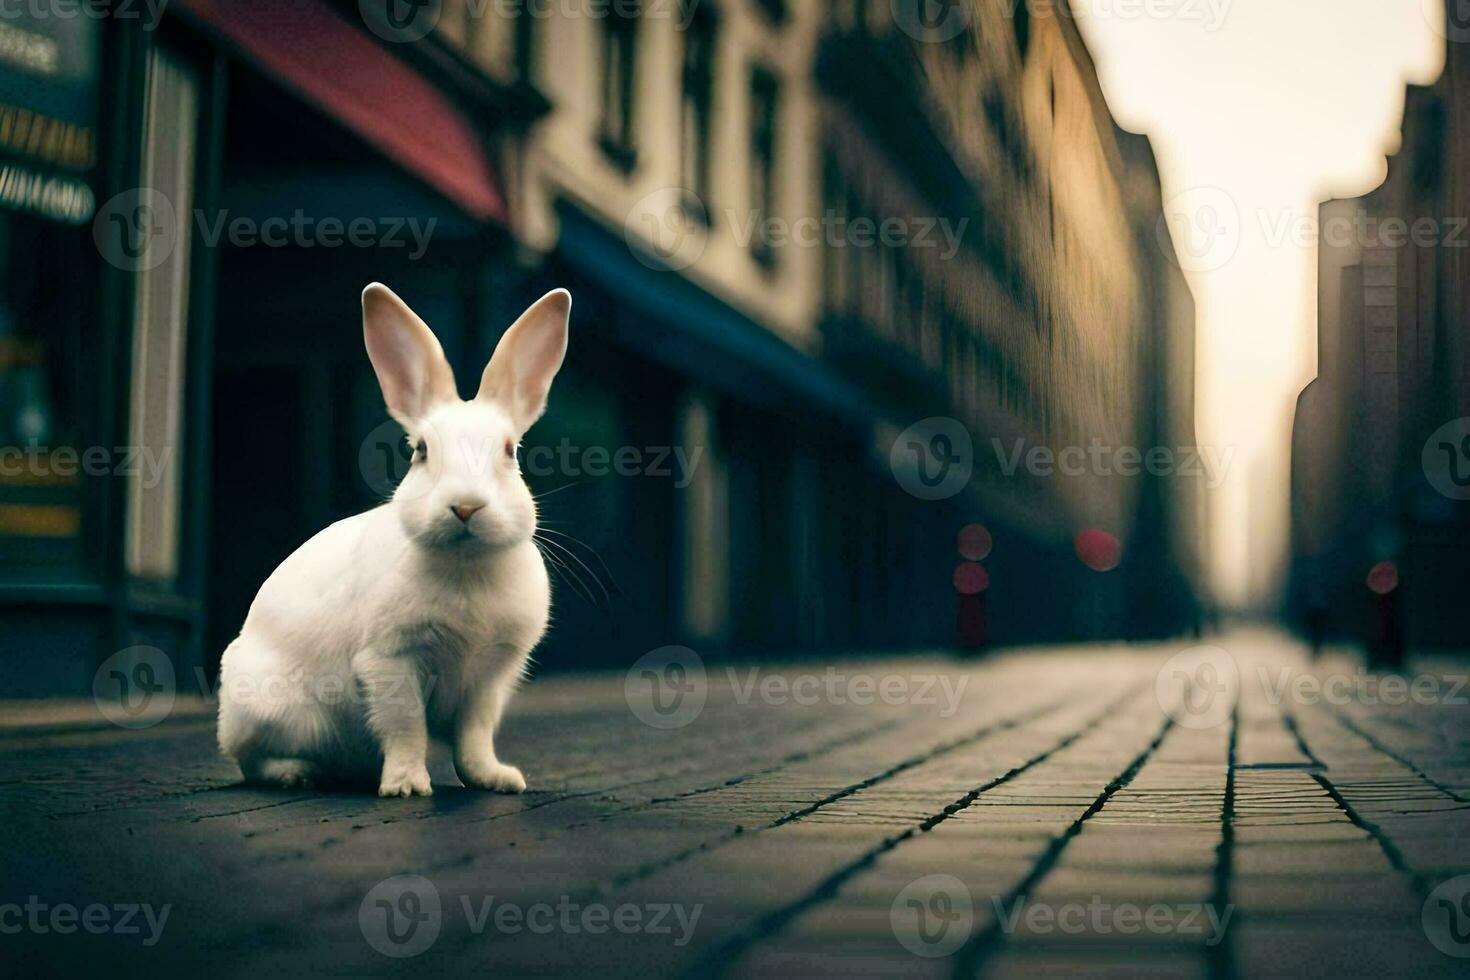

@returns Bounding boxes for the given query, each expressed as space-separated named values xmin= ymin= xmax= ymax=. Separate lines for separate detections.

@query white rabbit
xmin=216 ymin=283 xmax=570 ymax=797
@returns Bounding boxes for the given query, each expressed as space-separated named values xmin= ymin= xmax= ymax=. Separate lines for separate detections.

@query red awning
xmin=178 ymin=0 xmax=506 ymax=224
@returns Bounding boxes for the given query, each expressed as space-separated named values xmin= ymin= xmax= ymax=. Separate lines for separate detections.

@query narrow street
xmin=4 ymin=631 xmax=1466 ymax=978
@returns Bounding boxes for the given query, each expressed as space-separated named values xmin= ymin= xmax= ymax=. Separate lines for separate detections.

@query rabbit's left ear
xmin=362 ymin=283 xmax=458 ymax=424
xmin=478 ymin=289 xmax=570 ymax=435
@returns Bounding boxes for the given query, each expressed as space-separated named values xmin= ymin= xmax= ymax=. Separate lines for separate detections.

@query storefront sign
xmin=0 ymin=9 xmax=100 ymax=222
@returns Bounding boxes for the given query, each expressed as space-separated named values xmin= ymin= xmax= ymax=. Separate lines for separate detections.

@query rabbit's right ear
xmin=362 ymin=283 xmax=458 ymax=423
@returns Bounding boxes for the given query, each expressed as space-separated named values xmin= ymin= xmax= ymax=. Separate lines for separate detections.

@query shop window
xmin=598 ymin=2 xmax=640 ymax=171
xmin=125 ymin=48 xmax=200 ymax=583
xmin=0 ymin=11 xmax=102 ymax=578
xmin=679 ymin=0 xmax=717 ymax=216
xmin=748 ymin=66 xmax=779 ymax=269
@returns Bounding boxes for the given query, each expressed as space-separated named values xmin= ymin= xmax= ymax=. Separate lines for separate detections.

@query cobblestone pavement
xmin=3 ymin=630 xmax=1469 ymax=978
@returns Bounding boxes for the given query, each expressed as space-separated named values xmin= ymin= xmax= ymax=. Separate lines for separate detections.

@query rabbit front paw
xmin=459 ymin=758 xmax=527 ymax=794
xmin=378 ymin=762 xmax=433 ymax=798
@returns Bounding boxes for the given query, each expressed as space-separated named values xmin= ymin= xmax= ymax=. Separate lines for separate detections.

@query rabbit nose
xmin=450 ymin=503 xmax=485 ymax=523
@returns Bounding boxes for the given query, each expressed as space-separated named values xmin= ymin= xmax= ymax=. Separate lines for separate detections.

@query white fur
xmin=217 ymin=284 xmax=571 ymax=796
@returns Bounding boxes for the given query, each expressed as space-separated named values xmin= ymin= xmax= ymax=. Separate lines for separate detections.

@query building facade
xmin=0 ymin=0 xmax=1202 ymax=695
xmin=1289 ymin=5 xmax=1470 ymax=657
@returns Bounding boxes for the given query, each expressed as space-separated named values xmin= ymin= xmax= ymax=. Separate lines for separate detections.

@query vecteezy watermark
xmin=889 ymin=417 xmax=974 ymax=501
xmin=1256 ymin=667 xmax=1468 ymax=709
xmin=358 ymin=874 xmax=702 ymax=958
xmin=891 ymin=0 xmax=971 ymax=43
xmin=1161 ymin=190 xmax=1470 ymax=273
xmin=361 ymin=0 xmax=701 ymax=45
xmin=360 ymin=875 xmax=442 ymax=958
xmin=1422 ymin=418 xmax=1470 ymax=501
xmin=623 ymin=650 xmax=969 ymax=729
xmin=727 ymin=667 xmax=969 ymax=717
xmin=1423 ymin=874 xmax=1470 ymax=958
xmin=623 ymin=188 xmax=969 ymax=272
xmin=890 ymin=875 xmax=973 ymax=957
xmin=521 ymin=441 xmax=703 ymax=486
xmin=992 ymin=896 xmax=1233 ymax=945
xmin=0 ymin=0 xmax=169 ymax=30
xmin=211 ymin=666 xmax=440 ymax=713
xmin=1257 ymin=209 xmax=1470 ymax=252
xmin=895 ymin=0 xmax=1234 ymax=42
xmin=1158 ymin=186 xmax=1241 ymax=273
xmin=625 ymin=646 xmax=708 ymax=730
xmin=992 ymin=438 xmax=1234 ymax=489
xmin=727 ymin=211 xmax=968 ymax=261
xmin=0 ymin=897 xmax=171 ymax=946
xmin=1155 ymin=645 xmax=1238 ymax=730
xmin=358 ymin=0 xmax=443 ymax=43
xmin=358 ymin=420 xmax=705 ymax=501
xmin=625 ymin=187 xmax=710 ymax=271
xmin=94 ymin=188 xmax=438 ymax=271
xmin=93 ymin=646 xmax=176 ymax=730
xmin=92 ymin=187 xmax=177 ymax=272
xmin=1060 ymin=0 xmax=1231 ymax=31
xmin=0 ymin=442 xmax=174 ymax=490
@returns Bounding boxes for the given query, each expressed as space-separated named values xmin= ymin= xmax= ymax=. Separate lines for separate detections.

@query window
xmin=751 ymin=0 xmax=786 ymax=23
xmin=680 ymin=1 xmax=717 ymax=212
xmin=0 ymin=9 xmax=103 ymax=579
xmin=748 ymin=67 xmax=779 ymax=268
xmin=598 ymin=2 xmax=640 ymax=170
xmin=513 ymin=0 xmax=538 ymax=82
xmin=1015 ymin=1 xmax=1032 ymax=59
xmin=125 ymin=47 xmax=200 ymax=582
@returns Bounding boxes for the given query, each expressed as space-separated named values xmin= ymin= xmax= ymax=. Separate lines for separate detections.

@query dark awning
xmin=554 ymin=200 xmax=877 ymax=432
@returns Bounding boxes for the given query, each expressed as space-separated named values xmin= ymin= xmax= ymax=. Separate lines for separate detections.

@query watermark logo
xmin=93 ymin=187 xmax=177 ymax=273
xmin=358 ymin=419 xmax=433 ymax=500
xmin=0 ymin=897 xmax=171 ymax=946
xmin=461 ymin=896 xmax=702 ymax=944
xmin=1069 ymin=0 xmax=1232 ymax=31
xmin=993 ymin=896 xmax=1232 ymax=944
xmin=360 ymin=0 xmax=442 ymax=42
xmin=1423 ymin=874 xmax=1470 ymax=958
xmin=890 ymin=875 xmax=973 ymax=957
xmin=95 ymin=188 xmax=437 ymax=271
xmin=727 ymin=668 xmax=969 ymax=717
xmin=1159 ymin=186 xmax=1240 ymax=273
xmin=359 ymin=422 xmax=705 ymax=500
xmin=890 ymin=417 xmax=973 ymax=501
xmin=626 ymin=188 xmax=709 ymax=271
xmin=0 ymin=443 xmax=174 ymax=489
xmin=1422 ymin=418 xmax=1470 ymax=501
xmin=892 ymin=0 xmax=971 ymax=43
xmin=992 ymin=438 xmax=1234 ymax=489
xmin=1255 ymin=667 xmax=1466 ymax=709
xmin=0 ymin=0 xmax=169 ymax=31
xmin=1155 ymin=645 xmax=1237 ymax=729
xmin=93 ymin=645 xmax=176 ymax=730
xmin=625 ymin=646 xmax=707 ymax=729
xmin=360 ymin=875 xmax=442 ymax=958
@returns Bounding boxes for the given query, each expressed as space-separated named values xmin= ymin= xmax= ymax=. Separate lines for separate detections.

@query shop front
xmin=0 ymin=0 xmax=525 ymax=695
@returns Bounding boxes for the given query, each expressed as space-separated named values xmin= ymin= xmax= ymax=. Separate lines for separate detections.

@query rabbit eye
xmin=412 ymin=438 xmax=427 ymax=463
xmin=504 ymin=439 xmax=516 ymax=461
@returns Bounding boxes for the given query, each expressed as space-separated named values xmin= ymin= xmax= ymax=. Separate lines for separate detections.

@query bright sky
xmin=1071 ymin=0 xmax=1447 ymax=608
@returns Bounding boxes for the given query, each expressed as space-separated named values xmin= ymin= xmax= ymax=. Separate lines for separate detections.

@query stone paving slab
xmin=1 ymin=632 xmax=1468 ymax=978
